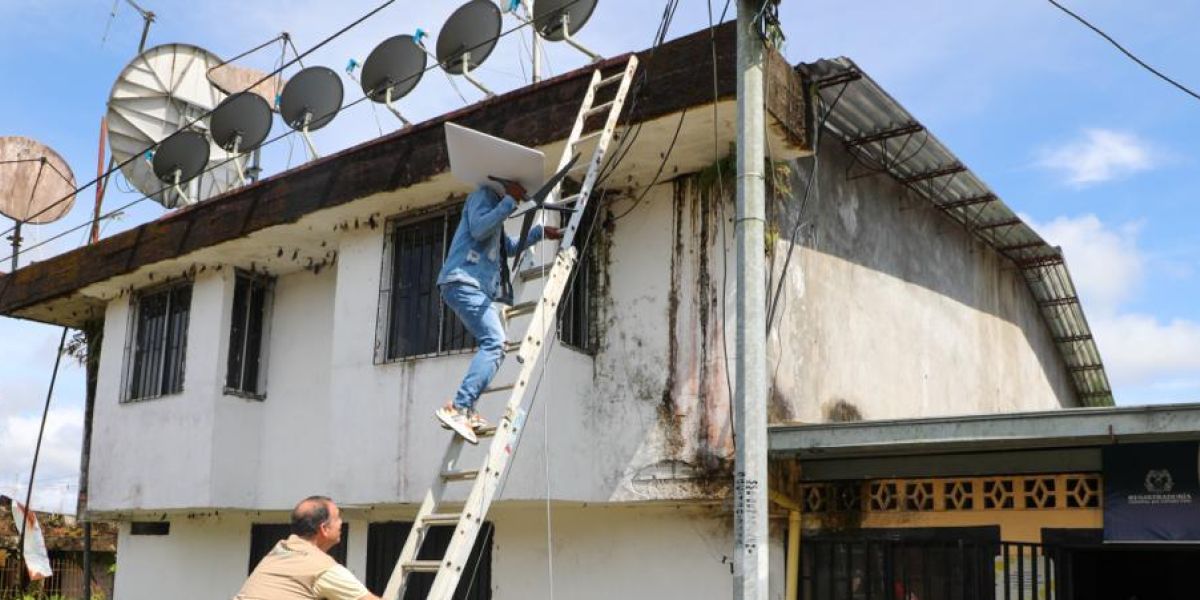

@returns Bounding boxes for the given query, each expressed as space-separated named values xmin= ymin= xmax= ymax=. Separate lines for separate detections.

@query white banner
xmin=10 ymin=500 xmax=53 ymax=581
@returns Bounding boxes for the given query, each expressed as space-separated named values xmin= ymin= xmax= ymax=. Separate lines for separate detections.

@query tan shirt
xmin=234 ymin=535 xmax=370 ymax=600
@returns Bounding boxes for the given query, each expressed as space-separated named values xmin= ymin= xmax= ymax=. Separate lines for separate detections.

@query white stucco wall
xmin=109 ymin=505 xmax=754 ymax=600
xmin=89 ymin=137 xmax=1077 ymax=514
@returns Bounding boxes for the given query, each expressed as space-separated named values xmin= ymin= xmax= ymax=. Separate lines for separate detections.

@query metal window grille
xmin=248 ymin=523 xmax=349 ymax=574
xmin=125 ymin=283 xmax=191 ymax=401
xmin=226 ymin=272 xmax=272 ymax=396
xmin=799 ymin=539 xmax=1063 ymax=600
xmin=365 ymin=520 xmax=492 ymax=599
xmin=381 ymin=210 xmax=473 ymax=360
xmin=556 ymin=199 xmax=602 ymax=352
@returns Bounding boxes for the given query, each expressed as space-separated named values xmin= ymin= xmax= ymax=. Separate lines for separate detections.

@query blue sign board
xmin=1103 ymin=441 xmax=1200 ymax=542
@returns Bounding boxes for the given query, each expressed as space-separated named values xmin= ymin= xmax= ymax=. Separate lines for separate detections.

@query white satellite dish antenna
xmin=106 ymin=43 xmax=237 ymax=208
xmin=0 ymin=137 xmax=77 ymax=271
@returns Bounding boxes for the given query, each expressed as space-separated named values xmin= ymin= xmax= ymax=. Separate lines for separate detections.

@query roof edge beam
xmin=898 ymin=164 xmax=966 ymax=184
xmin=845 ymin=123 xmax=924 ymax=148
xmin=935 ymin=194 xmax=996 ymax=211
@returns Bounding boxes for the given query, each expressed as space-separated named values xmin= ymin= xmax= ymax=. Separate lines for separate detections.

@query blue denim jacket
xmin=437 ymin=185 xmax=544 ymax=300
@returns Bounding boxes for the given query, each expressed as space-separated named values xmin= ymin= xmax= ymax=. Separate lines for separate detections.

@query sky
xmin=0 ymin=0 xmax=1197 ymax=512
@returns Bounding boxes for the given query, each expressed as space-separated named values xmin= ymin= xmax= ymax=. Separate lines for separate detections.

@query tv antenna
xmin=151 ymin=131 xmax=210 ymax=206
xmin=433 ymin=0 xmax=503 ymax=98
xmin=358 ymin=34 xmax=427 ymax=127
xmin=0 ymin=137 xmax=77 ymax=271
xmin=279 ymin=66 xmax=344 ymax=160
xmin=106 ymin=43 xmax=236 ymax=208
xmin=209 ymin=92 xmax=273 ymax=185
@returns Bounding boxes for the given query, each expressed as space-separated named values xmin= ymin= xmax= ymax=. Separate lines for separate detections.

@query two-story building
xmin=0 ymin=23 xmax=1114 ymax=599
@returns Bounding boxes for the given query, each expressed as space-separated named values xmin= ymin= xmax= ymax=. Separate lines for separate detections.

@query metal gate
xmin=800 ymin=539 xmax=1061 ymax=600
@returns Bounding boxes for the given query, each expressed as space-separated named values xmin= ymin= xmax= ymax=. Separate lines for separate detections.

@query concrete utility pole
xmin=734 ymin=0 xmax=768 ymax=599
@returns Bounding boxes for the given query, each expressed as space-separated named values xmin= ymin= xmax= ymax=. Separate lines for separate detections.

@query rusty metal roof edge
xmin=798 ymin=57 xmax=1113 ymax=407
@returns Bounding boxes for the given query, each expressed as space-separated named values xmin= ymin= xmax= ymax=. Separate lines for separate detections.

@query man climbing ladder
xmin=384 ymin=55 xmax=638 ymax=600
xmin=434 ymin=179 xmax=561 ymax=444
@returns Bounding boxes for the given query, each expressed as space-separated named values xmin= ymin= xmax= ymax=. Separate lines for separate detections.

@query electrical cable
xmin=15 ymin=328 xmax=68 ymax=571
xmin=0 ymin=6 xmax=575 ymax=267
xmin=1046 ymin=0 xmax=1200 ymax=103
xmin=0 ymin=0 xmax=399 ymax=240
xmin=765 ymin=82 xmax=850 ymax=332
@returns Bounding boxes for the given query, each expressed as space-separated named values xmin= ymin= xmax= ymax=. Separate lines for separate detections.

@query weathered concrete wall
xmin=765 ymin=135 xmax=1078 ymax=423
xmin=88 ymin=132 xmax=1076 ymax=513
xmin=109 ymin=505 xmax=751 ymax=600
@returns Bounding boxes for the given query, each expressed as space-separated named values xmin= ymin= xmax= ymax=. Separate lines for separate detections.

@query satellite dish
xmin=210 ymin=92 xmax=273 ymax=185
xmin=533 ymin=0 xmax=598 ymax=41
xmin=211 ymin=92 xmax=273 ymax=152
xmin=280 ymin=66 xmax=344 ymax=159
xmin=436 ymin=0 xmax=501 ymax=97
xmin=361 ymin=34 xmax=427 ymax=127
xmin=0 ymin=137 xmax=76 ymax=224
xmin=0 ymin=136 xmax=77 ymax=271
xmin=106 ymin=43 xmax=238 ymax=208
xmin=152 ymin=131 xmax=210 ymax=206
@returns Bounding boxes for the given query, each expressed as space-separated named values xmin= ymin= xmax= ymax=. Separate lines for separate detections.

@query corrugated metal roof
xmin=798 ymin=57 xmax=1113 ymax=407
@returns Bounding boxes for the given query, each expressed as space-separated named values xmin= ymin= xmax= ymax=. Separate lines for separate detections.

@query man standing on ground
xmin=234 ymin=496 xmax=378 ymax=600
xmin=434 ymin=181 xmax=561 ymax=443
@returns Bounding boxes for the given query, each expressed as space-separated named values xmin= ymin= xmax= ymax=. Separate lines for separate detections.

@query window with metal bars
xmin=247 ymin=523 xmax=348 ymax=574
xmin=364 ymin=521 xmax=492 ymax=599
xmin=124 ymin=283 xmax=191 ymax=401
xmin=556 ymin=198 xmax=602 ymax=353
xmin=380 ymin=209 xmax=473 ymax=361
xmin=226 ymin=272 xmax=271 ymax=397
xmin=378 ymin=204 xmax=600 ymax=362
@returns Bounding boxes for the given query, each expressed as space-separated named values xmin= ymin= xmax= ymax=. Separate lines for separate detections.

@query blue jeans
xmin=441 ymin=282 xmax=506 ymax=412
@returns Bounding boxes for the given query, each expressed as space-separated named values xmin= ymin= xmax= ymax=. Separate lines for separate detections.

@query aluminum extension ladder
xmin=382 ymin=55 xmax=639 ymax=600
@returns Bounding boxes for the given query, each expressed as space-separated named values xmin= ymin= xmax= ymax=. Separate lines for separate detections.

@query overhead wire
xmin=0 ymin=3 xmax=581 ymax=267
xmin=765 ymin=82 xmax=850 ymax=332
xmin=0 ymin=0 xmax=400 ymax=242
xmin=1046 ymin=0 xmax=1200 ymax=103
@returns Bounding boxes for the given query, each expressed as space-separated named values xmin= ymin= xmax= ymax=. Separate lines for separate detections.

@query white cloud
xmin=1033 ymin=214 xmax=1143 ymax=312
xmin=1037 ymin=129 xmax=1156 ymax=186
xmin=1091 ymin=313 xmax=1200 ymax=385
xmin=0 ymin=407 xmax=83 ymax=514
xmin=1032 ymin=214 xmax=1200 ymax=403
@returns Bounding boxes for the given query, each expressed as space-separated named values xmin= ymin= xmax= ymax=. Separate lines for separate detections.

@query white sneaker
xmin=435 ymin=406 xmax=478 ymax=445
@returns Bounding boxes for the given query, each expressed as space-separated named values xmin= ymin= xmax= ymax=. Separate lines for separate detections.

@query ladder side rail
xmin=558 ymin=56 xmax=638 ymax=249
xmin=424 ymin=250 xmax=578 ymax=600
xmin=383 ymin=437 xmax=468 ymax=599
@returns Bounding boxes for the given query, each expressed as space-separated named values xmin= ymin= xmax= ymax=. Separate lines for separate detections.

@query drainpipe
xmin=770 ymin=491 xmax=802 ymax=600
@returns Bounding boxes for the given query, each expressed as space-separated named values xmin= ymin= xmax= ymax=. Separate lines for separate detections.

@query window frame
xmin=224 ymin=270 xmax=274 ymax=400
xmin=121 ymin=280 xmax=193 ymax=403
xmin=376 ymin=205 xmax=475 ymax=364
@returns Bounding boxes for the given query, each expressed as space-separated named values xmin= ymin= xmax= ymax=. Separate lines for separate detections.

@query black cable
xmin=707 ymin=0 xmax=736 ymax=439
xmin=609 ymin=107 xmax=687 ymax=222
xmin=1 ymin=9 xmax=561 ymax=266
xmin=0 ymin=0 xmax=398 ymax=240
xmin=765 ymin=82 xmax=850 ymax=332
xmin=16 ymin=327 xmax=69 ymax=572
xmin=1047 ymin=0 xmax=1200 ymax=102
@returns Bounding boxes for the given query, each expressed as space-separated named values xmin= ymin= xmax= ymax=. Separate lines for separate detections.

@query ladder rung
xmin=585 ymin=101 xmax=615 ymax=118
xmin=593 ymin=72 xmax=625 ymax=89
xmin=441 ymin=469 xmax=480 ymax=482
xmin=422 ymin=513 xmax=463 ymax=526
xmin=482 ymin=383 xmax=515 ymax=394
xmin=504 ymin=341 xmax=521 ymax=353
xmin=476 ymin=424 xmax=497 ymax=437
xmin=504 ymin=301 xmax=538 ymax=318
xmin=402 ymin=560 xmax=441 ymax=573
xmin=573 ymin=130 xmax=602 ymax=146
xmin=519 ymin=264 xmax=552 ymax=281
